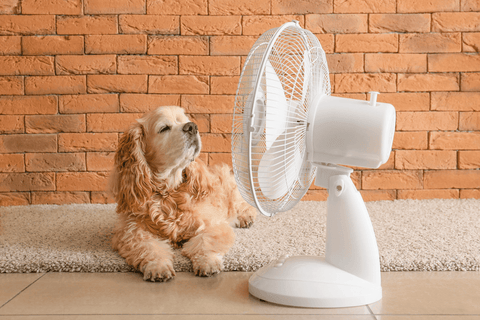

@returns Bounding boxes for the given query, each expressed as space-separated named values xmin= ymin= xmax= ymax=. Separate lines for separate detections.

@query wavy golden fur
xmin=110 ymin=106 xmax=256 ymax=281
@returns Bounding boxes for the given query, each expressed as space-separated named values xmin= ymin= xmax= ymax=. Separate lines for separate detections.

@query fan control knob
xmin=274 ymin=254 xmax=289 ymax=267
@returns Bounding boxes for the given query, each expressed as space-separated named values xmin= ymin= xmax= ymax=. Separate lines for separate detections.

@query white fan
xmin=231 ymin=21 xmax=396 ymax=308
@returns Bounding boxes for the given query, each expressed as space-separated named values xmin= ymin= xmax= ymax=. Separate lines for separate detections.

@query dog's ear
xmin=110 ymin=122 xmax=155 ymax=212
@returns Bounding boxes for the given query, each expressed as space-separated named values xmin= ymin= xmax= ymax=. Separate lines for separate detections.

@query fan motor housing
xmin=307 ymin=94 xmax=396 ymax=169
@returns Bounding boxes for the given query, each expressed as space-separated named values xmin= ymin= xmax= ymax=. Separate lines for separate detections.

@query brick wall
xmin=0 ymin=0 xmax=479 ymax=206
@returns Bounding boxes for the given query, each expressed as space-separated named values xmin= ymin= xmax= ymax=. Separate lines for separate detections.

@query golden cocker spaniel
xmin=110 ymin=106 xmax=256 ymax=282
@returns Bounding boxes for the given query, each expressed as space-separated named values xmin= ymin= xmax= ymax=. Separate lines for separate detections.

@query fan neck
xmin=312 ymin=162 xmax=353 ymax=189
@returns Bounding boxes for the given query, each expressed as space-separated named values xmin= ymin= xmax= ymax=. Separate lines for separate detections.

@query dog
xmin=110 ymin=106 xmax=257 ymax=282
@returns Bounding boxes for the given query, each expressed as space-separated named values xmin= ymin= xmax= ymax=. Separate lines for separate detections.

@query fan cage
xmin=232 ymin=22 xmax=331 ymax=216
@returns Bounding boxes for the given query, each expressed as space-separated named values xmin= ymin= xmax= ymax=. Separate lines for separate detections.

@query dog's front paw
xmin=235 ymin=206 xmax=256 ymax=228
xmin=142 ymin=260 xmax=176 ymax=282
xmin=192 ymin=254 xmax=223 ymax=277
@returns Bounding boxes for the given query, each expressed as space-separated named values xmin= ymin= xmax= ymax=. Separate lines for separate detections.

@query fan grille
xmin=232 ymin=22 xmax=330 ymax=216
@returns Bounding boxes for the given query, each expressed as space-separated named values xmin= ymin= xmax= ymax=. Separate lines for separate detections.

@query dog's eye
xmin=159 ymin=126 xmax=170 ymax=134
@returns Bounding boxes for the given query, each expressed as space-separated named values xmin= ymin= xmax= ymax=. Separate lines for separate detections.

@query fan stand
xmin=248 ymin=163 xmax=382 ymax=308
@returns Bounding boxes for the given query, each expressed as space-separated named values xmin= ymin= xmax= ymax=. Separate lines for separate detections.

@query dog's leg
xmin=181 ymin=222 xmax=235 ymax=277
xmin=113 ymin=218 xmax=175 ymax=282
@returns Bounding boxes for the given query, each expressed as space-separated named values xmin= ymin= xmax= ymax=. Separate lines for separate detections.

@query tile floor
xmin=0 ymin=271 xmax=479 ymax=319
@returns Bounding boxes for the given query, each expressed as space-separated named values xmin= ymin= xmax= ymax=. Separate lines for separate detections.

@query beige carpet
xmin=1 ymin=199 xmax=479 ymax=273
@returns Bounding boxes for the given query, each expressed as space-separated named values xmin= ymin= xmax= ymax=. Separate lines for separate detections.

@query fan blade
xmin=265 ymin=60 xmax=289 ymax=150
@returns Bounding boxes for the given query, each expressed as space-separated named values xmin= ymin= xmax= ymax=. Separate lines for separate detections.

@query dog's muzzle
xmin=183 ymin=122 xmax=198 ymax=135
xmin=183 ymin=122 xmax=200 ymax=156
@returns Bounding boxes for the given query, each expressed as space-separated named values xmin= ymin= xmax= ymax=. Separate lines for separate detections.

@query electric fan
xmin=231 ymin=21 xmax=396 ymax=308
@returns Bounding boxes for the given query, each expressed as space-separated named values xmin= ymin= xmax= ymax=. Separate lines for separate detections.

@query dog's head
xmin=110 ymin=106 xmax=202 ymax=212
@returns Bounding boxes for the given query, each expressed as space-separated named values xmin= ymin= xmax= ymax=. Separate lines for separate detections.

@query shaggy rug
xmin=0 ymin=199 xmax=479 ymax=273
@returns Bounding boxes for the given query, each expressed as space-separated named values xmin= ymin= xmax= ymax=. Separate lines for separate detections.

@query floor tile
xmin=0 ymin=316 xmax=377 ymax=320
xmin=377 ymin=317 xmax=480 ymax=320
xmin=0 ymin=273 xmax=44 ymax=308
xmin=0 ymin=272 xmax=371 ymax=316
xmin=369 ymin=272 xmax=480 ymax=315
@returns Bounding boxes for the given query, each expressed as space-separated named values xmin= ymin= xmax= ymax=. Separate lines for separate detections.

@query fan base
xmin=249 ymin=256 xmax=382 ymax=308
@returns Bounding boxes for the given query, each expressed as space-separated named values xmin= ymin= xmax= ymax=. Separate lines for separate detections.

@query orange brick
xmin=432 ymin=92 xmax=480 ymax=111
xmin=332 ymin=93 xmax=366 ymax=100
xmin=398 ymin=0 xmax=458 ymax=12
xmin=87 ymin=75 xmax=148 ymax=93
xmin=209 ymin=0 xmax=269 ymax=15
xmin=334 ymin=0 xmax=395 ymax=13
xmin=459 ymin=112 xmax=480 ymax=130
xmin=0 ymin=76 xmax=23 ymax=95
xmin=336 ymin=34 xmax=398 ymax=53
xmin=119 ymin=15 xmax=179 ymax=34
xmin=0 ymin=154 xmax=24 ymax=172
xmin=462 ymin=0 xmax=480 ymax=11
xmin=361 ymin=190 xmax=397 ymax=201
xmin=396 ymin=112 xmax=458 ymax=131
xmin=0 ymin=0 xmax=20 ymax=14
xmin=87 ymin=113 xmax=142 ymax=132
xmin=148 ymin=0 xmax=207 ymax=14
xmin=461 ymin=73 xmax=480 ymax=91
xmin=0 ymin=115 xmax=24 ymax=133
xmin=58 ymin=133 xmax=118 ymax=152
xmin=460 ymin=189 xmax=480 ymax=199
xmin=392 ymin=132 xmax=428 ymax=150
xmin=399 ymin=33 xmax=461 ymax=53
xmin=91 ymin=192 xmax=115 ymax=204
xmin=32 ymin=192 xmax=90 ymax=205
xmin=56 ymin=55 xmax=116 ymax=75
xmin=365 ymin=54 xmax=426 ymax=73
xmin=210 ymin=36 xmax=257 ymax=56
xmin=86 ymin=152 xmax=115 ymax=171
xmin=26 ymin=115 xmax=85 ymax=133
xmin=22 ymin=0 xmax=82 ymax=14
xmin=429 ymin=132 xmax=480 ymax=150
xmin=369 ymin=14 xmax=430 ymax=33
xmin=60 ymin=94 xmax=119 ymax=113
xmin=433 ymin=12 xmax=480 ymax=32
xmin=57 ymin=16 xmax=118 ymax=35
xmin=23 ymin=36 xmax=84 ymax=55
xmin=458 ymin=151 xmax=480 ymax=169
xmin=0 ymin=56 xmax=54 ymax=76
xmin=376 ymin=93 xmax=429 ymax=111
xmin=201 ymin=133 xmax=231 ymax=152
xmin=425 ymin=170 xmax=480 ymax=189
xmin=0 ymin=193 xmax=30 ymax=206
xmin=25 ymin=153 xmax=85 ymax=172
xmin=180 ymin=56 xmax=240 ymax=76
xmin=306 ymin=14 xmax=367 ymax=33
xmin=0 ymin=15 xmax=55 ymax=35
xmin=397 ymin=189 xmax=459 ymax=200
xmin=85 ymin=35 xmax=146 ymax=54
xmin=397 ymin=73 xmax=459 ymax=92
xmin=363 ymin=170 xmax=423 ymax=190
xmin=117 ymin=55 xmax=177 ymax=75
xmin=463 ymin=33 xmax=480 ymax=52
xmin=273 ymin=0 xmax=332 ymax=14
xmin=181 ymin=95 xmax=235 ymax=113
xmin=0 ymin=36 xmax=21 ymax=55
xmin=148 ymin=36 xmax=208 ymax=55
xmin=0 ymin=134 xmax=56 ymax=153
xmin=395 ymin=150 xmax=456 ymax=170
xmin=149 ymin=75 xmax=209 ymax=94
xmin=210 ymin=114 xmax=232 ymax=133
xmin=335 ymin=73 xmax=396 ymax=93
xmin=120 ymin=94 xmax=180 ymax=112
xmin=211 ymin=76 xmax=240 ymax=94
xmin=429 ymin=53 xmax=480 ymax=72
xmin=0 ymin=173 xmax=55 ymax=191
xmin=85 ymin=0 xmax=145 ymax=14
xmin=181 ymin=16 xmax=241 ymax=36
xmin=25 ymin=76 xmax=86 ymax=95
xmin=189 ymin=114 xmax=209 ymax=132
xmin=243 ymin=15 xmax=304 ymax=35
xmin=308 ymin=35 xmax=332 ymax=54
xmin=208 ymin=153 xmax=232 ymax=167
xmin=326 ymin=53 xmax=363 ymax=73
xmin=57 ymin=172 xmax=109 ymax=192
xmin=303 ymin=190 xmax=329 ymax=201
xmin=0 ymin=96 xmax=57 ymax=115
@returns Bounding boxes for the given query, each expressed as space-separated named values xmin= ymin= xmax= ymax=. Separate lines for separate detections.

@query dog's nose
xmin=183 ymin=122 xmax=198 ymax=135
